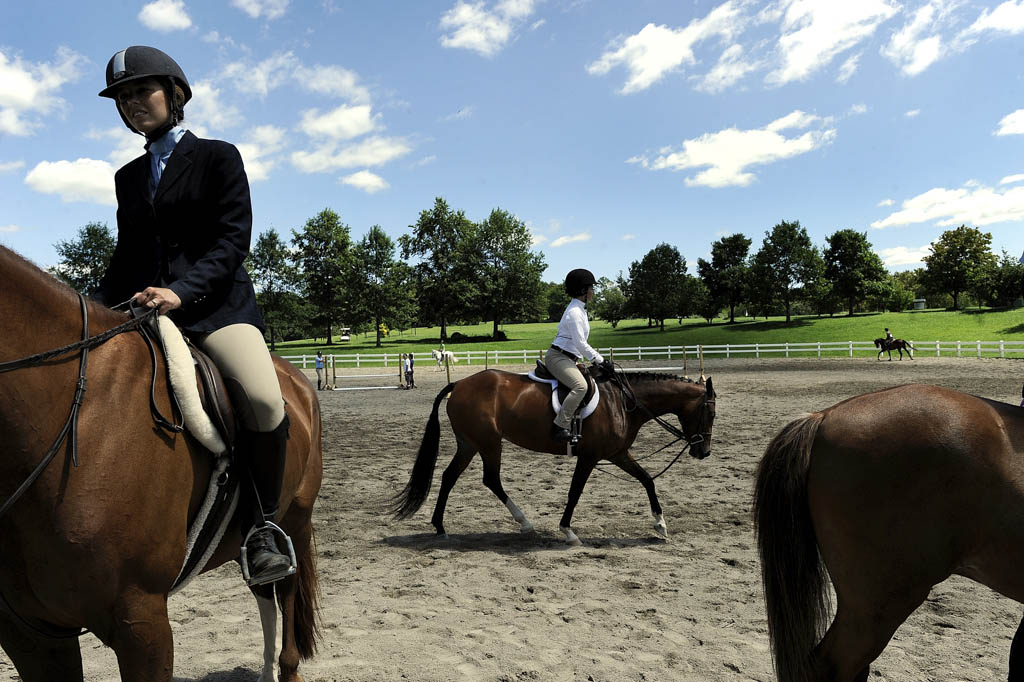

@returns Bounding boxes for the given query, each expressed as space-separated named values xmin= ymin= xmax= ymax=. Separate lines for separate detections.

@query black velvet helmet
xmin=564 ymin=269 xmax=596 ymax=297
xmin=99 ymin=46 xmax=191 ymax=135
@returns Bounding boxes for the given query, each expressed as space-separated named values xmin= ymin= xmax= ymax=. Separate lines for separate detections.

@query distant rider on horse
xmin=545 ymin=269 xmax=614 ymax=442
xmin=884 ymin=327 xmax=894 ymax=350
xmin=92 ymin=46 xmax=292 ymax=585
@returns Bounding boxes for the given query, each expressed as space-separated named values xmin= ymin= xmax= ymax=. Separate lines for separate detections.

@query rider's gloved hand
xmin=600 ymin=358 xmax=614 ymax=373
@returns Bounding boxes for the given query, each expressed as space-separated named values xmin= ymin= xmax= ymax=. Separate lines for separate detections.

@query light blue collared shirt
xmin=148 ymin=125 xmax=186 ymax=199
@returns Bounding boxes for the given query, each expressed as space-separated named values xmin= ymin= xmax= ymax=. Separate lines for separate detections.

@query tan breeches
xmin=191 ymin=323 xmax=285 ymax=432
xmin=545 ymin=349 xmax=587 ymax=428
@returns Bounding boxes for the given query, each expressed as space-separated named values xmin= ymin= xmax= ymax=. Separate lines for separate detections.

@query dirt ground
xmin=5 ymin=356 xmax=1024 ymax=681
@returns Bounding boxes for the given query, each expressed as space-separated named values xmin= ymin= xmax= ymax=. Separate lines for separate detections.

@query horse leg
xmin=1009 ymin=614 xmax=1024 ymax=681
xmin=109 ymin=591 xmax=174 ymax=681
xmin=813 ymin=588 xmax=929 ymax=681
xmin=559 ymin=457 xmax=597 ymax=546
xmin=250 ymin=584 xmax=279 ymax=682
xmin=479 ymin=447 xmax=534 ymax=533
xmin=0 ymin=612 xmax=83 ymax=682
xmin=611 ymin=450 xmax=667 ymax=539
xmin=430 ymin=438 xmax=477 ymax=536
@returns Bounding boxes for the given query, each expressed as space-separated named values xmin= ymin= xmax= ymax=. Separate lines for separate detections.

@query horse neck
xmin=0 ymin=246 xmax=122 ymax=359
xmin=627 ymin=375 xmax=702 ymax=421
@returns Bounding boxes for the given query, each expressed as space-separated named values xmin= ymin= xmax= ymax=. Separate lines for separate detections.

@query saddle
xmin=189 ymin=346 xmax=237 ymax=451
xmin=528 ymin=360 xmax=600 ymax=420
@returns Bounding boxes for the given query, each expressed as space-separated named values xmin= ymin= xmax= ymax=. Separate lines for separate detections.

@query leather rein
xmin=0 ymin=294 xmax=182 ymax=522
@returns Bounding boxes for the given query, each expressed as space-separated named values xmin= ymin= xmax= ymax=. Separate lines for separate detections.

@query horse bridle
xmin=0 ymin=294 xmax=181 ymax=521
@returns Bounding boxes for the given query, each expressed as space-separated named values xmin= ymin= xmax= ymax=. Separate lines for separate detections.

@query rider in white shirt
xmin=545 ymin=269 xmax=614 ymax=442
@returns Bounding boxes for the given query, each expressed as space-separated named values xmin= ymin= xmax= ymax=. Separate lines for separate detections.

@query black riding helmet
xmin=98 ymin=46 xmax=191 ymax=139
xmin=564 ymin=269 xmax=596 ymax=297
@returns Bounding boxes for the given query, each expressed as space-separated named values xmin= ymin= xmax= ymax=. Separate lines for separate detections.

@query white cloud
xmin=769 ymin=0 xmax=898 ymax=85
xmin=232 ymin=0 xmax=289 ymax=20
xmin=962 ymin=0 xmax=1024 ymax=37
xmin=880 ymin=0 xmax=948 ymax=76
xmin=878 ymin=244 xmax=932 ymax=267
xmin=878 ymin=198 xmax=895 ymax=206
xmin=588 ymin=2 xmax=746 ymax=94
xmin=697 ymin=43 xmax=761 ymax=93
xmin=298 ymin=104 xmax=378 ymax=140
xmin=622 ymin=234 xmax=636 ymax=241
xmin=291 ymin=136 xmax=412 ymax=173
xmin=340 ymin=169 xmax=390 ymax=193
xmin=24 ymin=158 xmax=116 ymax=206
xmin=413 ymin=155 xmax=437 ymax=167
xmin=138 ymin=0 xmax=192 ymax=31
xmin=86 ymin=126 xmax=146 ymax=168
xmin=530 ymin=233 xmax=549 ymax=247
xmin=293 ymin=64 xmax=371 ymax=103
xmin=836 ymin=52 xmax=860 ymax=83
xmin=235 ymin=125 xmax=287 ymax=182
xmin=996 ymin=109 xmax=1024 ymax=136
xmin=550 ymin=233 xmax=591 ymax=247
xmin=630 ymin=109 xmax=836 ymax=188
xmin=849 ymin=103 xmax=867 ymax=115
xmin=906 ymin=109 xmax=921 ymax=118
xmin=1000 ymin=173 xmax=1024 ymax=185
xmin=440 ymin=0 xmax=539 ymax=57
xmin=0 ymin=47 xmax=87 ymax=135
xmin=872 ymin=181 xmax=1024 ymax=228
xmin=0 ymin=225 xmax=21 ymax=233
xmin=187 ymin=80 xmax=244 ymax=133
xmin=0 ymin=160 xmax=25 ymax=173
xmin=222 ymin=52 xmax=297 ymax=98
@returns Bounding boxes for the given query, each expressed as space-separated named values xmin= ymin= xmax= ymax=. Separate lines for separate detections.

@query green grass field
xmin=271 ymin=307 xmax=1024 ymax=360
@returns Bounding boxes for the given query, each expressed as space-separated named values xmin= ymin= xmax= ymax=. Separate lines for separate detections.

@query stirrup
xmin=240 ymin=521 xmax=297 ymax=586
xmin=569 ymin=416 xmax=582 ymax=445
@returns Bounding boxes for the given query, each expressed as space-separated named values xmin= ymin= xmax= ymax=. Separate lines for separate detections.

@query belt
xmin=550 ymin=345 xmax=578 ymax=361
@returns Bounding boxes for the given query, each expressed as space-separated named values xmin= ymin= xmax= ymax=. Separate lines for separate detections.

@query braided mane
xmin=627 ymin=371 xmax=699 ymax=384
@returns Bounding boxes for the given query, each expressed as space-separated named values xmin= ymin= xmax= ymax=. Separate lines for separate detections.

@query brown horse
xmin=391 ymin=368 xmax=715 ymax=545
xmin=0 ymin=245 xmax=322 ymax=682
xmin=754 ymin=383 xmax=1024 ymax=681
xmin=873 ymin=337 xmax=914 ymax=360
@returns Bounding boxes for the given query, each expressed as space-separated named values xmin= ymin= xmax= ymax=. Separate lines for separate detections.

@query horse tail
xmin=390 ymin=382 xmax=456 ymax=519
xmin=753 ymin=411 xmax=830 ymax=682
xmin=291 ymin=525 xmax=321 ymax=659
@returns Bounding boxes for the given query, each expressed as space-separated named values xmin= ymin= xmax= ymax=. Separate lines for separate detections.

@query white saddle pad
xmin=526 ymin=369 xmax=600 ymax=419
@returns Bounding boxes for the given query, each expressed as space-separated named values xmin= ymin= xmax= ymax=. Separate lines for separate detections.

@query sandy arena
xmin=3 ymin=356 xmax=1023 ymax=681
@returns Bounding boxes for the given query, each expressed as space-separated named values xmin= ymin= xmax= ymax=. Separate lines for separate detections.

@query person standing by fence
xmin=315 ymin=350 xmax=325 ymax=390
xmin=406 ymin=352 xmax=416 ymax=388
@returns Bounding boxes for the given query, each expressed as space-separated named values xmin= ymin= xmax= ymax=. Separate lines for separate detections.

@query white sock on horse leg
xmin=504 ymin=498 xmax=533 ymax=532
xmin=255 ymin=593 xmax=278 ymax=682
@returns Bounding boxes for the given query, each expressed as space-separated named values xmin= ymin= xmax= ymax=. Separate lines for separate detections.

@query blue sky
xmin=3 ymin=0 xmax=1024 ymax=284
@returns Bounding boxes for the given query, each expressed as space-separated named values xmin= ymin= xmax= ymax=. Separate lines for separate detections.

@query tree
xmin=973 ymin=250 xmax=1024 ymax=308
xmin=689 ymin=276 xmax=721 ymax=323
xmin=750 ymin=220 xmax=818 ymax=323
xmin=399 ymin=198 xmax=477 ymax=342
xmin=350 ymin=226 xmax=416 ymax=347
xmin=697 ymin=234 xmax=751 ymax=323
xmin=474 ymin=208 xmax=546 ymax=338
xmin=622 ymin=243 xmax=688 ymax=331
xmin=543 ymin=281 xmax=569 ymax=322
xmin=922 ymin=225 xmax=996 ymax=310
xmin=591 ymin=276 xmax=628 ymax=328
xmin=291 ymin=208 xmax=353 ymax=343
xmin=247 ymin=228 xmax=294 ymax=350
xmin=51 ymin=221 xmax=116 ymax=293
xmin=823 ymin=229 xmax=887 ymax=315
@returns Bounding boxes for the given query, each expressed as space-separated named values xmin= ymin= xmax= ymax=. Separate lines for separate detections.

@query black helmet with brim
xmin=99 ymin=46 xmax=191 ymax=137
xmin=564 ymin=269 xmax=596 ymax=297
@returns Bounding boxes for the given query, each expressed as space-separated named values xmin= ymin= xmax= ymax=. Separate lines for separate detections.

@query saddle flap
xmin=528 ymin=361 xmax=600 ymax=419
xmin=189 ymin=346 xmax=237 ymax=450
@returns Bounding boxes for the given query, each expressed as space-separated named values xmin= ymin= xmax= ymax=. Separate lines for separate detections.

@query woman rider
xmin=93 ymin=46 xmax=291 ymax=586
xmin=545 ymin=269 xmax=614 ymax=442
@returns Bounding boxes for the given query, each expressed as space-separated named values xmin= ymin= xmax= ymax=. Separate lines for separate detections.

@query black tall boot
xmin=243 ymin=413 xmax=295 ymax=585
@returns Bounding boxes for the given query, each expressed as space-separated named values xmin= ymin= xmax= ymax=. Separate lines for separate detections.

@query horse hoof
xmin=560 ymin=526 xmax=582 ymax=546
xmin=519 ymin=523 xmax=535 ymax=533
xmin=653 ymin=515 xmax=669 ymax=539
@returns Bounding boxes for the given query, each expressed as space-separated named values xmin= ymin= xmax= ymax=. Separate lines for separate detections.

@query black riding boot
xmin=244 ymin=413 xmax=294 ymax=585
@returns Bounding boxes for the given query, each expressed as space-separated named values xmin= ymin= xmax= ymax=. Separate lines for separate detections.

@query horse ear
xmin=706 ymin=376 xmax=715 ymax=396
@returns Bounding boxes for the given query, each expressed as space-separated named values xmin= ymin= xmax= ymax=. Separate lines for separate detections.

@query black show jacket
xmin=94 ymin=131 xmax=265 ymax=334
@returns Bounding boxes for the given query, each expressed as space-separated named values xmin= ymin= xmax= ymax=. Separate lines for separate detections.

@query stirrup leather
xmin=240 ymin=521 xmax=297 ymax=586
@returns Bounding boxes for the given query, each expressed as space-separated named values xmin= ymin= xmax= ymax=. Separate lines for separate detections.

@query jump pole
xmin=445 ymin=352 xmax=452 ymax=384
xmin=699 ymin=345 xmax=706 ymax=382
xmin=682 ymin=345 xmax=688 ymax=379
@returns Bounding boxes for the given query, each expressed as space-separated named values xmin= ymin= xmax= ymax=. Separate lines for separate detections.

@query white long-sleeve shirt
xmin=551 ymin=298 xmax=604 ymax=364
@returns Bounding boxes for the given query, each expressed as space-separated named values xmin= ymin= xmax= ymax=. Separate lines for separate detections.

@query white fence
xmin=281 ymin=340 xmax=1024 ymax=369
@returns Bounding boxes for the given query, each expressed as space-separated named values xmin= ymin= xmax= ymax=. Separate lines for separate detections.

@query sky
xmin=3 ymin=0 xmax=1024 ymax=284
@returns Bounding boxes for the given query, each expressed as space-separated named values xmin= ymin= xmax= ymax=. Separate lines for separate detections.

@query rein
xmin=594 ymin=367 xmax=714 ymax=481
xmin=0 ymin=295 xmax=182 ymax=522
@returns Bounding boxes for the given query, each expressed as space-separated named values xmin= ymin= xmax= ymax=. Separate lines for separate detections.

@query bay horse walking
xmin=873 ymin=337 xmax=914 ymax=360
xmin=391 ymin=368 xmax=715 ymax=545
xmin=0 ymin=246 xmax=322 ymax=682
xmin=754 ymin=383 xmax=1024 ymax=681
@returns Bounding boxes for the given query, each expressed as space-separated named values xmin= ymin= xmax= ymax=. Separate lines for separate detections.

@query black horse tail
xmin=390 ymin=382 xmax=456 ymax=520
xmin=753 ymin=411 xmax=830 ymax=682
